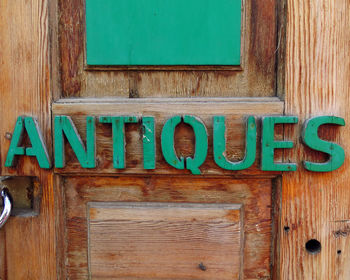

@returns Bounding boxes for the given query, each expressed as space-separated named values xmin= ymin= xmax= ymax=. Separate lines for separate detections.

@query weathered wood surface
xmin=89 ymin=202 xmax=242 ymax=279
xmin=0 ymin=0 xmax=57 ymax=279
xmin=64 ymin=176 xmax=275 ymax=280
xmin=58 ymin=0 xmax=278 ymax=98
xmin=281 ymin=0 xmax=350 ymax=279
xmin=53 ymin=98 xmax=284 ymax=176
xmin=2 ymin=0 xmax=348 ymax=279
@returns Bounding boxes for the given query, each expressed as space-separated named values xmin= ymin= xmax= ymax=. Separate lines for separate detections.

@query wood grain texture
xmin=0 ymin=0 xmax=57 ymax=279
xmin=58 ymin=0 xmax=278 ymax=98
xmin=88 ymin=203 xmax=242 ymax=279
xmin=281 ymin=0 xmax=350 ymax=279
xmin=0 ymin=229 xmax=5 ymax=280
xmin=276 ymin=0 xmax=287 ymax=99
xmin=64 ymin=176 xmax=276 ymax=280
xmin=53 ymin=98 xmax=284 ymax=176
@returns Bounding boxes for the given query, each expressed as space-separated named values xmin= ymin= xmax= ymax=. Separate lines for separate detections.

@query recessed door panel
xmin=63 ymin=176 xmax=276 ymax=279
xmin=88 ymin=202 xmax=242 ymax=279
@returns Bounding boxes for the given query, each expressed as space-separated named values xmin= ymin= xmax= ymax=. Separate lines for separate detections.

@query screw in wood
xmin=198 ymin=262 xmax=207 ymax=271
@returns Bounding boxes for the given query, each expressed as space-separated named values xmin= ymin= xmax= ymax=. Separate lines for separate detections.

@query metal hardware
xmin=198 ymin=262 xmax=207 ymax=271
xmin=0 ymin=176 xmax=38 ymax=217
xmin=0 ymin=188 xmax=12 ymax=228
xmin=0 ymin=176 xmax=12 ymax=228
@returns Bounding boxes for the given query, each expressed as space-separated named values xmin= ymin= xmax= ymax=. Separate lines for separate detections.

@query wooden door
xmin=0 ymin=0 xmax=349 ymax=279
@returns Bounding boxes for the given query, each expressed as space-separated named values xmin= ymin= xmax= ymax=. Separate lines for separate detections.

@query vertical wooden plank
xmin=276 ymin=0 xmax=287 ymax=99
xmin=0 ymin=229 xmax=6 ymax=280
xmin=0 ymin=0 xmax=56 ymax=279
xmin=282 ymin=1 xmax=350 ymax=279
xmin=54 ymin=175 xmax=67 ymax=280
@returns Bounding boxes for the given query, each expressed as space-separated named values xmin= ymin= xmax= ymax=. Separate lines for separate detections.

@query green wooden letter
xmin=142 ymin=117 xmax=156 ymax=169
xmin=55 ymin=116 xmax=96 ymax=168
xmin=213 ymin=116 xmax=256 ymax=170
xmin=183 ymin=115 xmax=208 ymax=175
xmin=24 ymin=117 xmax=51 ymax=168
xmin=302 ymin=116 xmax=345 ymax=172
xmin=99 ymin=116 xmax=138 ymax=169
xmin=161 ymin=116 xmax=185 ymax=170
xmin=5 ymin=116 xmax=51 ymax=168
xmin=261 ymin=116 xmax=298 ymax=171
xmin=5 ymin=116 xmax=25 ymax=167
xmin=161 ymin=115 xmax=208 ymax=175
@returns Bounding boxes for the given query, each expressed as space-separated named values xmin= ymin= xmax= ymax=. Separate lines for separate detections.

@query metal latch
xmin=0 ymin=176 xmax=39 ymax=229
xmin=0 ymin=177 xmax=12 ymax=228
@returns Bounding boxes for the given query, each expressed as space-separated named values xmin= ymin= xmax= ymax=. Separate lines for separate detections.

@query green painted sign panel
xmin=85 ymin=0 xmax=242 ymax=65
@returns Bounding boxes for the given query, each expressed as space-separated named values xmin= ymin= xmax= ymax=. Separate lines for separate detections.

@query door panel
xmin=58 ymin=0 xmax=280 ymax=98
xmin=88 ymin=202 xmax=242 ymax=280
xmin=63 ymin=176 xmax=276 ymax=279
